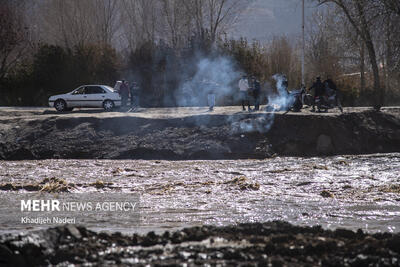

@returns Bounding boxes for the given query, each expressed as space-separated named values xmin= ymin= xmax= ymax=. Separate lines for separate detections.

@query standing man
xmin=323 ymin=76 xmax=337 ymax=91
xmin=239 ymin=75 xmax=251 ymax=111
xmin=203 ymin=80 xmax=216 ymax=111
xmin=323 ymin=76 xmax=343 ymax=112
xmin=119 ymin=79 xmax=129 ymax=108
xmin=252 ymin=76 xmax=261 ymax=111
xmin=308 ymin=77 xmax=325 ymax=112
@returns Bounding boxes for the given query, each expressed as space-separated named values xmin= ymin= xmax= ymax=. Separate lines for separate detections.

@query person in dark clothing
xmin=282 ymin=75 xmax=288 ymax=92
xmin=323 ymin=77 xmax=337 ymax=91
xmin=308 ymin=77 xmax=325 ymax=112
xmin=119 ymin=80 xmax=130 ymax=108
xmin=323 ymin=76 xmax=343 ymax=112
xmin=323 ymin=76 xmax=337 ymax=98
xmin=251 ymin=76 xmax=261 ymax=111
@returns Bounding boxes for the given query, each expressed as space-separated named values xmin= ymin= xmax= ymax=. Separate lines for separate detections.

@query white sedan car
xmin=48 ymin=85 xmax=121 ymax=111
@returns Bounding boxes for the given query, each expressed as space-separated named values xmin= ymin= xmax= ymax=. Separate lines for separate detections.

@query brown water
xmin=0 ymin=153 xmax=399 ymax=234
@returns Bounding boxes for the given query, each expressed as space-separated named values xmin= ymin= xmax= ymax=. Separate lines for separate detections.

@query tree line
xmin=0 ymin=0 xmax=399 ymax=107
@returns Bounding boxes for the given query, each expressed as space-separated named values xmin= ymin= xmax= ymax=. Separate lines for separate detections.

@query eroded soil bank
xmin=0 ymin=107 xmax=399 ymax=159
xmin=1 ymin=222 xmax=399 ymax=266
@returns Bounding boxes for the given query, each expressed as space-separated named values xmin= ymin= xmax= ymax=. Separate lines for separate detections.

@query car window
xmin=86 ymin=86 xmax=106 ymax=94
xmin=72 ymin=87 xmax=85 ymax=94
xmin=103 ymin=86 xmax=114 ymax=92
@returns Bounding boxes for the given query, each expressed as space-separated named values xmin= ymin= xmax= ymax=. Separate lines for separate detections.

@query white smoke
xmin=234 ymin=73 xmax=295 ymax=134
xmin=173 ymin=55 xmax=295 ymax=134
xmin=268 ymin=73 xmax=294 ymax=111
xmin=174 ymin=56 xmax=240 ymax=107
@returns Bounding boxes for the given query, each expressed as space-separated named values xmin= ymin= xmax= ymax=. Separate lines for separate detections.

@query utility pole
xmin=301 ymin=0 xmax=305 ymax=86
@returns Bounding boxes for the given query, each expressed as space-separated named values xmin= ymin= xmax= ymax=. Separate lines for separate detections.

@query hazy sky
xmin=231 ymin=0 xmax=320 ymax=41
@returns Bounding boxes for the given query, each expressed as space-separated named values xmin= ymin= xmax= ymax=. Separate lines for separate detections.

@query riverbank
xmin=1 ymin=221 xmax=399 ymax=266
xmin=0 ymin=106 xmax=399 ymax=159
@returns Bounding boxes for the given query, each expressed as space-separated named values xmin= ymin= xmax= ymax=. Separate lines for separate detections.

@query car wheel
xmin=103 ymin=100 xmax=114 ymax=111
xmin=54 ymin=99 xmax=67 ymax=112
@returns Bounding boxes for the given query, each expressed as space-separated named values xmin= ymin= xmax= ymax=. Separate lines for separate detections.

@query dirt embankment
xmin=1 ymin=221 xmax=399 ymax=266
xmin=0 ymin=108 xmax=399 ymax=160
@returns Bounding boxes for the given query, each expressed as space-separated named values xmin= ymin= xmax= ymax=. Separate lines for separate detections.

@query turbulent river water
xmin=0 ymin=153 xmax=399 ymax=235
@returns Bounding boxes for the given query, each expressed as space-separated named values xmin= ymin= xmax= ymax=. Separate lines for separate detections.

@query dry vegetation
xmin=0 ymin=0 xmax=399 ymax=106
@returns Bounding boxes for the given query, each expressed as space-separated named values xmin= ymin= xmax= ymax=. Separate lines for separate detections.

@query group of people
xmin=307 ymin=76 xmax=339 ymax=112
xmin=116 ymin=79 xmax=140 ymax=110
xmin=238 ymin=75 xmax=261 ymax=112
xmin=238 ymin=74 xmax=340 ymax=113
xmin=115 ymin=75 xmax=339 ymax=113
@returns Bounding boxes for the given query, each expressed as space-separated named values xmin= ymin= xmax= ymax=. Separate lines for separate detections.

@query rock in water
xmin=66 ymin=225 xmax=82 ymax=239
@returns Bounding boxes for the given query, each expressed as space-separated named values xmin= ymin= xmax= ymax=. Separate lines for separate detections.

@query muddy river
xmin=0 ymin=153 xmax=399 ymax=235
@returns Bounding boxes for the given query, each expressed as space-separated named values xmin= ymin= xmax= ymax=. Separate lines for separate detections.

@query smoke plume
xmin=234 ymin=73 xmax=295 ymax=134
xmin=174 ymin=55 xmax=240 ymax=107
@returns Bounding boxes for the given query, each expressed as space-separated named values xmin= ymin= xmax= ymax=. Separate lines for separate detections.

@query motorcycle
xmin=285 ymin=87 xmax=313 ymax=113
xmin=315 ymin=88 xmax=343 ymax=113
xmin=287 ymin=89 xmax=303 ymax=112
xmin=301 ymin=88 xmax=314 ymax=107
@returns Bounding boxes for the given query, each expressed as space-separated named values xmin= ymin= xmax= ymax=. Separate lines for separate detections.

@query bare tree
xmin=207 ymin=0 xmax=232 ymax=42
xmin=161 ymin=0 xmax=192 ymax=48
xmin=379 ymin=0 xmax=400 ymax=15
xmin=40 ymin=0 xmax=94 ymax=48
xmin=0 ymin=1 xmax=28 ymax=80
xmin=183 ymin=0 xmax=244 ymax=43
xmin=120 ymin=0 xmax=140 ymax=51
xmin=378 ymin=1 xmax=400 ymax=95
xmin=92 ymin=0 xmax=120 ymax=46
xmin=335 ymin=10 xmax=367 ymax=94
xmin=39 ymin=0 xmax=120 ymax=48
xmin=318 ymin=0 xmax=383 ymax=109
xmin=183 ymin=0 xmax=205 ymax=37
xmin=268 ymin=37 xmax=293 ymax=76
xmin=305 ymin=8 xmax=344 ymax=82
xmin=120 ymin=0 xmax=159 ymax=50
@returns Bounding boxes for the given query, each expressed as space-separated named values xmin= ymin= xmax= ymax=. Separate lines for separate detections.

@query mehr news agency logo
xmin=20 ymin=199 xmax=138 ymax=225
